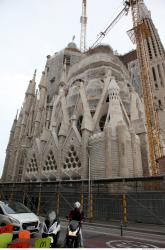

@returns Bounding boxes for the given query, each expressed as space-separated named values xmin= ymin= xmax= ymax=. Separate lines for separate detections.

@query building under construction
xmin=2 ymin=0 xmax=165 ymax=183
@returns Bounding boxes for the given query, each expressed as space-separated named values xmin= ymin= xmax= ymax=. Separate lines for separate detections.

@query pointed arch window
xmin=77 ymin=115 xmax=83 ymax=135
xmin=26 ymin=154 xmax=38 ymax=173
xmin=57 ymin=122 xmax=61 ymax=136
xmin=43 ymin=150 xmax=57 ymax=172
xmin=99 ymin=114 xmax=107 ymax=131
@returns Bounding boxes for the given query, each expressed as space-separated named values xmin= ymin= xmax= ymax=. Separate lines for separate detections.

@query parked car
xmin=0 ymin=200 xmax=41 ymax=234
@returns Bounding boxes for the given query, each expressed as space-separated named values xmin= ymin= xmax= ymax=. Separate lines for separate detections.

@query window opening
xmin=26 ymin=154 xmax=38 ymax=173
xmin=43 ymin=150 xmax=57 ymax=172
xmin=77 ymin=115 xmax=83 ymax=135
xmin=63 ymin=145 xmax=81 ymax=170
xmin=99 ymin=114 xmax=107 ymax=131
xmin=152 ymin=67 xmax=156 ymax=81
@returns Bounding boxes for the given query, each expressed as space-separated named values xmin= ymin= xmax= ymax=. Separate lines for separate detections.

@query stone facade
xmin=2 ymin=43 xmax=148 ymax=182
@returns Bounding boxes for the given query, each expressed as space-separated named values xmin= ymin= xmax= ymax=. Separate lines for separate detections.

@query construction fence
xmin=0 ymin=175 xmax=165 ymax=225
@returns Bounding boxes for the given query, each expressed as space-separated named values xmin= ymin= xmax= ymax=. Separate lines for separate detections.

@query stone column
xmin=130 ymin=128 xmax=141 ymax=177
xmin=58 ymin=135 xmax=66 ymax=180
xmin=81 ymin=129 xmax=91 ymax=179
xmin=104 ymin=126 xmax=112 ymax=178
xmin=117 ymin=123 xmax=129 ymax=177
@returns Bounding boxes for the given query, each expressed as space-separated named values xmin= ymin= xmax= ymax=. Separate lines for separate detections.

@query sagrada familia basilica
xmin=2 ymin=0 xmax=165 ymax=182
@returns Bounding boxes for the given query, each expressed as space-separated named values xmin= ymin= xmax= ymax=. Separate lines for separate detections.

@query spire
xmin=15 ymin=109 xmax=18 ymax=120
xmin=39 ymin=69 xmax=47 ymax=90
xmin=80 ymin=0 xmax=87 ymax=52
xmin=7 ymin=111 xmax=18 ymax=146
xmin=38 ymin=68 xmax=48 ymax=110
xmin=26 ymin=69 xmax=37 ymax=97
xmin=105 ymin=78 xmax=125 ymax=132
xmin=59 ymin=59 xmax=67 ymax=86
xmin=138 ymin=0 xmax=151 ymax=21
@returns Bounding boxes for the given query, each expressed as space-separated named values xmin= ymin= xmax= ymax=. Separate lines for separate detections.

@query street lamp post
xmin=87 ymin=145 xmax=92 ymax=222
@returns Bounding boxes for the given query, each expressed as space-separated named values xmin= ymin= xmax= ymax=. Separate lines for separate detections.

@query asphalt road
xmin=59 ymin=222 xmax=165 ymax=248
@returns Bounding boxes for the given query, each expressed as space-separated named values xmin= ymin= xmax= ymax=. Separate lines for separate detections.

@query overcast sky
xmin=0 ymin=0 xmax=165 ymax=178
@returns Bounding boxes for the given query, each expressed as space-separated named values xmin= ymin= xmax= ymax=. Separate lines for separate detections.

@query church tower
xmin=128 ymin=0 xmax=165 ymax=146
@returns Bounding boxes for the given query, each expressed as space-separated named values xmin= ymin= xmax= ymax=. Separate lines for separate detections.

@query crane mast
xmin=128 ymin=0 xmax=162 ymax=175
xmin=80 ymin=0 xmax=87 ymax=52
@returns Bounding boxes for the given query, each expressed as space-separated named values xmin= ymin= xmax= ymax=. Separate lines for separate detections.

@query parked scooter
xmin=42 ymin=211 xmax=60 ymax=248
xmin=64 ymin=220 xmax=81 ymax=248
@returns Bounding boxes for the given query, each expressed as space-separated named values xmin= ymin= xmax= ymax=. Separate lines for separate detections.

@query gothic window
xmin=157 ymin=64 xmax=163 ymax=87
xmin=77 ymin=115 xmax=83 ymax=135
xmin=26 ymin=154 xmax=38 ymax=173
xmin=63 ymin=145 xmax=81 ymax=170
xmin=57 ymin=122 xmax=61 ymax=136
xmin=152 ymin=67 xmax=156 ymax=81
xmin=146 ymin=38 xmax=152 ymax=59
xmin=90 ymin=110 xmax=95 ymax=117
xmin=155 ymin=83 xmax=158 ymax=89
xmin=106 ymin=96 xmax=109 ymax=103
xmin=50 ymin=77 xmax=55 ymax=83
xmin=162 ymin=63 xmax=165 ymax=75
xmin=158 ymin=99 xmax=162 ymax=109
xmin=43 ymin=150 xmax=57 ymax=172
xmin=99 ymin=114 xmax=107 ymax=131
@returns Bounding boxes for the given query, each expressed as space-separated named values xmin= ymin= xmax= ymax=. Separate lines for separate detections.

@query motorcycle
xmin=42 ymin=211 xmax=60 ymax=248
xmin=64 ymin=220 xmax=82 ymax=248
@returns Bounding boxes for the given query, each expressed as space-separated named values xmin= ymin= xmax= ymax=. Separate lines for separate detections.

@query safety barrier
xmin=0 ymin=176 xmax=165 ymax=225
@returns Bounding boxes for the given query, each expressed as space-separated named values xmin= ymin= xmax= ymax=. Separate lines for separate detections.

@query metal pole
xmin=22 ymin=192 xmax=26 ymax=205
xmin=88 ymin=147 xmax=91 ymax=221
xmin=37 ymin=183 xmax=41 ymax=215
xmin=56 ymin=192 xmax=60 ymax=216
xmin=81 ymin=182 xmax=84 ymax=210
xmin=122 ymin=193 xmax=127 ymax=225
xmin=120 ymin=220 xmax=123 ymax=236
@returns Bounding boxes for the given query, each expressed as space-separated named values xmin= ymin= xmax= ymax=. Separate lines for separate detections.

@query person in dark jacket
xmin=68 ymin=201 xmax=84 ymax=222
xmin=68 ymin=201 xmax=84 ymax=246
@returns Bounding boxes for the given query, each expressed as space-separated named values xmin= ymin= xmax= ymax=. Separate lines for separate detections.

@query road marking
xmin=106 ymin=240 xmax=157 ymax=248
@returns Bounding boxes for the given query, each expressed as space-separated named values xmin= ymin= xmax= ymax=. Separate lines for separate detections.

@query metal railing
xmin=0 ymin=175 xmax=165 ymax=225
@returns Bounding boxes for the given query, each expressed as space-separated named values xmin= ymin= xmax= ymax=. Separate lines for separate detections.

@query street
xmin=59 ymin=222 xmax=165 ymax=248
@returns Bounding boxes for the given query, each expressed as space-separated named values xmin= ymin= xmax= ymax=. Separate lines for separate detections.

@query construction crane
xmin=80 ymin=0 xmax=87 ymax=52
xmin=91 ymin=1 xmax=130 ymax=48
xmin=127 ymin=0 xmax=162 ymax=175
xmin=91 ymin=0 xmax=162 ymax=175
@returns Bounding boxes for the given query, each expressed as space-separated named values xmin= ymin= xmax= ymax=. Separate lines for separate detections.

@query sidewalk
xmin=84 ymin=220 xmax=165 ymax=236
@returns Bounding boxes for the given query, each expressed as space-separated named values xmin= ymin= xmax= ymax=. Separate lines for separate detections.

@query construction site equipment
xmin=127 ymin=0 xmax=162 ymax=175
xmin=91 ymin=1 xmax=130 ymax=48
xmin=1 ymin=178 xmax=165 ymax=225
xmin=91 ymin=0 xmax=162 ymax=175
xmin=80 ymin=0 xmax=87 ymax=52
